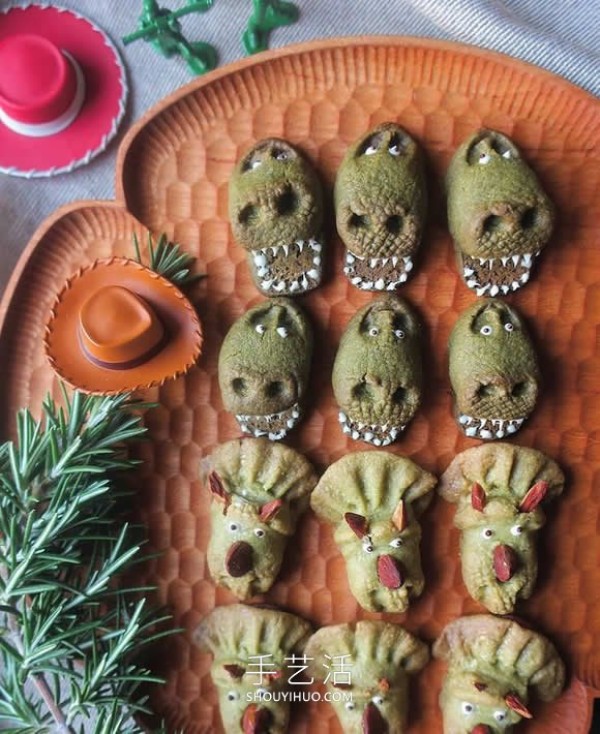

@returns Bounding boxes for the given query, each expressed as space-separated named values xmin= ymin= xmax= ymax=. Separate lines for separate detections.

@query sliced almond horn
xmin=208 ymin=471 xmax=231 ymax=509
xmin=392 ymin=499 xmax=407 ymax=532
xmin=471 ymin=482 xmax=486 ymax=512
xmin=345 ymin=511 xmax=369 ymax=538
xmin=259 ymin=498 xmax=284 ymax=523
xmin=223 ymin=663 xmax=245 ymax=678
xmin=505 ymin=692 xmax=533 ymax=719
xmin=519 ymin=480 xmax=549 ymax=513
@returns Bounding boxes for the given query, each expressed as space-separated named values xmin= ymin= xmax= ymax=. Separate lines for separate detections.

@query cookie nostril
xmin=483 ymin=214 xmax=503 ymax=233
xmin=512 ymin=381 xmax=527 ymax=398
xmin=476 ymin=383 xmax=497 ymax=400
xmin=352 ymin=382 xmax=373 ymax=400
xmin=275 ymin=187 xmax=297 ymax=216
xmin=392 ymin=386 xmax=407 ymax=403
xmin=232 ymin=378 xmax=247 ymax=396
xmin=521 ymin=208 xmax=537 ymax=229
xmin=386 ymin=215 xmax=403 ymax=235
xmin=238 ymin=204 xmax=257 ymax=225
xmin=349 ymin=212 xmax=369 ymax=228
xmin=265 ymin=381 xmax=283 ymax=398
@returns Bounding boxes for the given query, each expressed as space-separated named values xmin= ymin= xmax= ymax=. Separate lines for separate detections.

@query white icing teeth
xmin=343 ymin=251 xmax=415 ymax=290
xmin=458 ymin=414 xmax=526 ymax=440
xmin=252 ymin=238 xmax=323 ymax=293
xmin=338 ymin=412 xmax=405 ymax=445
xmin=236 ymin=402 xmax=301 ymax=440
xmin=463 ymin=251 xmax=540 ymax=295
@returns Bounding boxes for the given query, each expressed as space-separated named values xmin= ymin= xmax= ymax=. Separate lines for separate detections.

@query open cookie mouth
xmin=343 ymin=252 xmax=413 ymax=291
xmin=459 ymin=414 xmax=525 ymax=439
xmin=339 ymin=411 xmax=405 ymax=446
xmin=236 ymin=403 xmax=301 ymax=440
xmin=462 ymin=251 xmax=540 ymax=295
xmin=250 ymin=238 xmax=322 ymax=294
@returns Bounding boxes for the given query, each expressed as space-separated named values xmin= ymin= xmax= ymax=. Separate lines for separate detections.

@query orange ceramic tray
xmin=1 ymin=37 xmax=599 ymax=733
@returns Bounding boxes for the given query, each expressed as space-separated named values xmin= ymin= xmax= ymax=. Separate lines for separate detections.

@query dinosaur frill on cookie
xmin=229 ymin=137 xmax=325 ymax=296
xmin=439 ymin=442 xmax=564 ymax=614
xmin=311 ymin=451 xmax=436 ymax=613
xmin=447 ymin=129 xmax=554 ymax=296
xmin=218 ymin=298 xmax=313 ymax=440
xmin=449 ymin=299 xmax=540 ymax=440
xmin=335 ymin=122 xmax=427 ymax=291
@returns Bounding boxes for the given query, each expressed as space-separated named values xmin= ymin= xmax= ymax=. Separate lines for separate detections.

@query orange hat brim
xmin=44 ymin=258 xmax=203 ymax=395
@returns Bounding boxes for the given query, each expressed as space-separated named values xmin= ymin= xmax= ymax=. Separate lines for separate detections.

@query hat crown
xmin=79 ymin=285 xmax=165 ymax=368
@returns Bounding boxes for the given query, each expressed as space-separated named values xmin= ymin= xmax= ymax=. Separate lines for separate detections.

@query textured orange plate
xmin=1 ymin=37 xmax=599 ymax=733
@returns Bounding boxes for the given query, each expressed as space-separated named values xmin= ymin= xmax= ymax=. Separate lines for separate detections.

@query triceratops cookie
xmin=433 ymin=615 xmax=565 ymax=734
xmin=229 ymin=138 xmax=325 ymax=296
xmin=439 ymin=442 xmax=564 ymax=615
xmin=447 ymin=129 xmax=555 ymax=296
xmin=449 ymin=299 xmax=540 ymax=440
xmin=311 ymin=452 xmax=436 ymax=613
xmin=206 ymin=437 xmax=318 ymax=599
xmin=333 ymin=295 xmax=422 ymax=446
xmin=195 ymin=604 xmax=312 ymax=734
xmin=336 ymin=122 xmax=427 ymax=291
xmin=305 ymin=621 xmax=429 ymax=734
xmin=219 ymin=298 xmax=313 ymax=440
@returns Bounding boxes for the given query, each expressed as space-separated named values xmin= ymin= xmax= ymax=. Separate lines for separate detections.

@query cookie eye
xmin=389 ymin=538 xmax=403 ymax=548
xmin=364 ymin=144 xmax=378 ymax=155
xmin=481 ymin=528 xmax=494 ymax=539
xmin=345 ymin=701 xmax=356 ymax=711
xmin=502 ymin=150 xmax=512 ymax=159
xmin=394 ymin=329 xmax=405 ymax=339
xmin=504 ymin=322 xmax=514 ymax=332
xmin=255 ymin=324 xmax=266 ymax=335
xmin=228 ymin=522 xmax=240 ymax=533
xmin=478 ymin=152 xmax=491 ymax=164
xmin=369 ymin=327 xmax=380 ymax=337
xmin=254 ymin=528 xmax=266 ymax=538
xmin=494 ymin=710 xmax=508 ymax=722
xmin=480 ymin=325 xmax=493 ymax=336
xmin=372 ymin=695 xmax=385 ymax=705
xmin=461 ymin=702 xmax=475 ymax=715
xmin=276 ymin=326 xmax=288 ymax=338
xmin=510 ymin=524 xmax=524 ymax=536
xmin=227 ymin=690 xmax=239 ymax=701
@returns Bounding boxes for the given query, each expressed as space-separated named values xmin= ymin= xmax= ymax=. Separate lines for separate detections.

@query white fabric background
xmin=0 ymin=0 xmax=598 ymax=296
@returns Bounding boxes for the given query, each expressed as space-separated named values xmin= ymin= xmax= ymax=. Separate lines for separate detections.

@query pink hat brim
xmin=0 ymin=3 xmax=127 ymax=177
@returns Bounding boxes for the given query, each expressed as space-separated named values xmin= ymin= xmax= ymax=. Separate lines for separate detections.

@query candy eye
xmin=502 ymin=150 xmax=512 ymax=160
xmin=389 ymin=538 xmax=403 ymax=548
xmin=394 ymin=329 xmax=405 ymax=339
xmin=256 ymin=687 xmax=269 ymax=699
xmin=255 ymin=324 xmax=266 ymax=335
xmin=345 ymin=701 xmax=356 ymax=711
xmin=363 ymin=540 xmax=374 ymax=553
xmin=478 ymin=152 xmax=491 ymax=164
xmin=494 ymin=710 xmax=508 ymax=722
xmin=461 ymin=702 xmax=475 ymax=715
xmin=481 ymin=528 xmax=494 ymax=539
xmin=254 ymin=528 xmax=266 ymax=538
xmin=510 ymin=524 xmax=524 ymax=536
xmin=504 ymin=322 xmax=514 ymax=332
xmin=227 ymin=690 xmax=239 ymax=701
xmin=275 ymin=151 xmax=289 ymax=160
xmin=480 ymin=325 xmax=493 ymax=336
xmin=372 ymin=695 xmax=385 ymax=705
xmin=369 ymin=327 xmax=380 ymax=337
xmin=228 ymin=522 xmax=240 ymax=533
xmin=276 ymin=326 xmax=288 ymax=338
xmin=249 ymin=159 xmax=262 ymax=170
xmin=364 ymin=144 xmax=378 ymax=155
xmin=388 ymin=143 xmax=401 ymax=156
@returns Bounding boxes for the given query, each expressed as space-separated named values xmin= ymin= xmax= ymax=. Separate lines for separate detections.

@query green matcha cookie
xmin=218 ymin=298 xmax=313 ymax=440
xmin=336 ymin=122 xmax=427 ymax=291
xmin=439 ymin=442 xmax=564 ymax=615
xmin=447 ymin=129 xmax=555 ymax=296
xmin=195 ymin=604 xmax=312 ymax=734
xmin=206 ymin=437 xmax=318 ymax=599
xmin=305 ymin=621 xmax=429 ymax=734
xmin=449 ymin=299 xmax=540 ymax=440
xmin=333 ymin=295 xmax=422 ymax=446
xmin=310 ymin=451 xmax=436 ymax=613
xmin=433 ymin=615 xmax=565 ymax=734
xmin=229 ymin=138 xmax=325 ymax=296
xmin=332 ymin=294 xmax=422 ymax=446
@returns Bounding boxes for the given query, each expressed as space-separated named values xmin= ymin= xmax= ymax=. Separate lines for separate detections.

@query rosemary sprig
xmin=133 ymin=232 xmax=205 ymax=287
xmin=0 ymin=391 xmax=170 ymax=733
